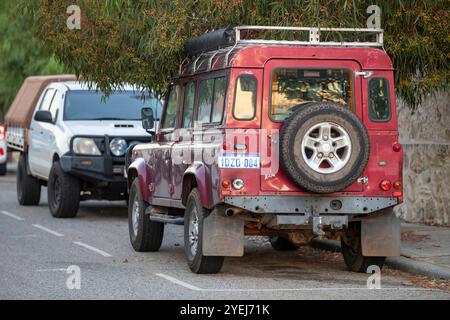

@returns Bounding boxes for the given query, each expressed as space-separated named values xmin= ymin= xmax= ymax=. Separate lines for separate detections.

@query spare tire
xmin=280 ymin=102 xmax=370 ymax=193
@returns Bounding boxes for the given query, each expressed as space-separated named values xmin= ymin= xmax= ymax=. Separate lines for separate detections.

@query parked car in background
xmin=5 ymin=75 xmax=162 ymax=218
xmin=0 ymin=124 xmax=7 ymax=176
xmin=127 ymin=26 xmax=402 ymax=274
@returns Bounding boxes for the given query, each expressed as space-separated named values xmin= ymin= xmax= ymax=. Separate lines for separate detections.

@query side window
xmin=369 ymin=78 xmax=391 ymax=122
xmin=212 ymin=77 xmax=226 ymax=123
xmin=48 ymin=90 xmax=61 ymax=122
xmin=197 ymin=77 xmax=226 ymax=124
xmin=39 ymin=88 xmax=56 ymax=111
xmin=233 ymin=75 xmax=257 ymax=120
xmin=182 ymin=82 xmax=196 ymax=128
xmin=162 ymin=85 xmax=180 ymax=129
xmin=197 ymin=79 xmax=214 ymax=123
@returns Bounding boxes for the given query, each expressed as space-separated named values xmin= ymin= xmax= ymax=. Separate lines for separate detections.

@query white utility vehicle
xmin=5 ymin=75 xmax=161 ymax=218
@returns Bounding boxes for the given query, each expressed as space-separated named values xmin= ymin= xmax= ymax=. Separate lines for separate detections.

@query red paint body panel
xmin=130 ymin=44 xmax=402 ymax=209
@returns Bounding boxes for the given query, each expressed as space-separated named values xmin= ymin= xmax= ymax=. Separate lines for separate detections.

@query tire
xmin=16 ymin=154 xmax=41 ymax=206
xmin=341 ymin=221 xmax=386 ymax=273
xmin=280 ymin=102 xmax=370 ymax=193
xmin=184 ymin=188 xmax=224 ymax=274
xmin=269 ymin=236 xmax=299 ymax=251
xmin=47 ymin=161 xmax=80 ymax=218
xmin=0 ymin=162 xmax=6 ymax=176
xmin=128 ymin=178 xmax=164 ymax=252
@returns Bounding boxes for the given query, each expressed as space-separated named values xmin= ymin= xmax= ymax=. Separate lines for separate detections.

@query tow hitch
xmin=268 ymin=206 xmax=348 ymax=237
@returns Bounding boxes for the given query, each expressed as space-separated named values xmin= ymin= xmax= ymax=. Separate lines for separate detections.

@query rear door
xmin=29 ymin=88 xmax=56 ymax=177
xmin=152 ymin=84 xmax=180 ymax=200
xmin=171 ymin=80 xmax=196 ymax=201
xmin=260 ymin=59 xmax=364 ymax=193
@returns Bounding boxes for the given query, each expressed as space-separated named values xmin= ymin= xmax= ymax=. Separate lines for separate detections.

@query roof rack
xmin=234 ymin=25 xmax=384 ymax=48
xmin=181 ymin=26 xmax=384 ymax=75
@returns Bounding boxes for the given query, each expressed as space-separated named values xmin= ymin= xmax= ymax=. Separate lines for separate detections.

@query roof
xmin=5 ymin=75 xmax=77 ymax=128
xmin=180 ymin=44 xmax=393 ymax=77
xmin=57 ymin=81 xmax=140 ymax=91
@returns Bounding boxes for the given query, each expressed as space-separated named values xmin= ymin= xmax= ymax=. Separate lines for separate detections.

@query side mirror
xmin=141 ymin=107 xmax=155 ymax=132
xmin=34 ymin=110 xmax=53 ymax=124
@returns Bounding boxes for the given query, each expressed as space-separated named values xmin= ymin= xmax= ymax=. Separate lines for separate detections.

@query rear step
xmin=147 ymin=211 xmax=184 ymax=225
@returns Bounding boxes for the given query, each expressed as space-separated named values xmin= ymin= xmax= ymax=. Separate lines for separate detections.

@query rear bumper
xmin=224 ymin=195 xmax=398 ymax=215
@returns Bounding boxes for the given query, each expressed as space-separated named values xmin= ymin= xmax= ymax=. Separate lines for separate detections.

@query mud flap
xmin=202 ymin=207 xmax=244 ymax=257
xmin=361 ymin=208 xmax=400 ymax=256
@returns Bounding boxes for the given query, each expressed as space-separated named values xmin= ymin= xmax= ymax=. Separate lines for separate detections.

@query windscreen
xmin=64 ymin=90 xmax=162 ymax=121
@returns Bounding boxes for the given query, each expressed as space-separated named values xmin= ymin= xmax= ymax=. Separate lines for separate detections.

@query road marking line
xmin=203 ymin=287 xmax=438 ymax=292
xmin=32 ymin=224 xmax=64 ymax=237
xmin=1 ymin=210 xmax=24 ymax=221
xmin=155 ymin=273 xmax=202 ymax=291
xmin=73 ymin=241 xmax=113 ymax=257
xmin=37 ymin=268 xmax=67 ymax=272
xmin=155 ymin=273 xmax=439 ymax=292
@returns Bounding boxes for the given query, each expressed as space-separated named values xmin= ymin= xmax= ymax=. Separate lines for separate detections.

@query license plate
xmin=218 ymin=154 xmax=260 ymax=169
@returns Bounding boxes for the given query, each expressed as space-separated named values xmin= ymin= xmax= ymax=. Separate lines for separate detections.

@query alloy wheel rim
xmin=52 ymin=176 xmax=61 ymax=208
xmin=301 ymin=121 xmax=352 ymax=174
xmin=131 ymin=197 xmax=140 ymax=237
xmin=188 ymin=206 xmax=199 ymax=258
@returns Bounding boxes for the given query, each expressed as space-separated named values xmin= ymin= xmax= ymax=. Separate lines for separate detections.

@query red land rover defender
xmin=127 ymin=26 xmax=403 ymax=274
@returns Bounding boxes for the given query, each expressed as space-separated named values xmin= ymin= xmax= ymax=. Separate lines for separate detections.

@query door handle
xmin=163 ymin=150 xmax=170 ymax=160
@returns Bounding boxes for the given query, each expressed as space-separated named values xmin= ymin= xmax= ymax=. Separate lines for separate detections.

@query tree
xmin=0 ymin=2 xmax=66 ymax=121
xmin=20 ymin=0 xmax=450 ymax=108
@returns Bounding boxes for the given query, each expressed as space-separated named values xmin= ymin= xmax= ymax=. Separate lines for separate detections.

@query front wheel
xmin=48 ymin=161 xmax=80 ymax=218
xmin=341 ymin=221 xmax=386 ymax=272
xmin=128 ymin=178 xmax=164 ymax=252
xmin=184 ymin=188 xmax=224 ymax=274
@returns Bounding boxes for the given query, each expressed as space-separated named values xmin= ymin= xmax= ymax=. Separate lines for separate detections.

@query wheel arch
xmin=182 ymin=162 xmax=214 ymax=208
xmin=127 ymin=157 xmax=149 ymax=202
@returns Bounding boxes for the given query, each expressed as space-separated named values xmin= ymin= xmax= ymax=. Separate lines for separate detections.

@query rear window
xmin=368 ymin=78 xmax=391 ymax=122
xmin=271 ymin=68 xmax=353 ymax=121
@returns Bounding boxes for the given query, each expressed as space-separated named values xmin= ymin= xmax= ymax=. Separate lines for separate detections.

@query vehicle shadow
xmin=76 ymin=201 xmax=128 ymax=219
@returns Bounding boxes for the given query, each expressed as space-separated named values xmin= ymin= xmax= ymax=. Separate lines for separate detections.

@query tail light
xmin=380 ymin=179 xmax=391 ymax=191
xmin=0 ymin=148 xmax=4 ymax=156
xmin=0 ymin=125 xmax=5 ymax=140
xmin=393 ymin=181 xmax=402 ymax=190
xmin=222 ymin=180 xmax=231 ymax=189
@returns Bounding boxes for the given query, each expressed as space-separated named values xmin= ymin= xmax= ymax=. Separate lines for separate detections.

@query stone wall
xmin=394 ymin=91 xmax=450 ymax=226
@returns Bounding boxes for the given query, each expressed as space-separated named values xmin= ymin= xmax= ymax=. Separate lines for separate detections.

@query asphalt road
xmin=0 ymin=173 xmax=448 ymax=300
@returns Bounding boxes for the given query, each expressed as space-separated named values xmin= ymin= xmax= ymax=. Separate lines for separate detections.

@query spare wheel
xmin=279 ymin=102 xmax=370 ymax=193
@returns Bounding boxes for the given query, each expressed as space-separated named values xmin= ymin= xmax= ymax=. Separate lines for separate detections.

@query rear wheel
xmin=17 ymin=154 xmax=41 ymax=206
xmin=184 ymin=188 xmax=224 ymax=274
xmin=48 ymin=161 xmax=80 ymax=218
xmin=269 ymin=236 xmax=299 ymax=251
xmin=341 ymin=221 xmax=386 ymax=272
xmin=128 ymin=178 xmax=164 ymax=252
xmin=0 ymin=162 xmax=6 ymax=176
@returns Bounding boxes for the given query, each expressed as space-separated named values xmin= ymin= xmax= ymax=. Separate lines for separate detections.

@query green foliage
xmin=0 ymin=1 xmax=66 ymax=121
xmin=19 ymin=0 xmax=450 ymax=108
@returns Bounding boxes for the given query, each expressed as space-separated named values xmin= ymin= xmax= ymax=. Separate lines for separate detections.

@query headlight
xmin=109 ymin=138 xmax=128 ymax=157
xmin=72 ymin=138 xmax=101 ymax=156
